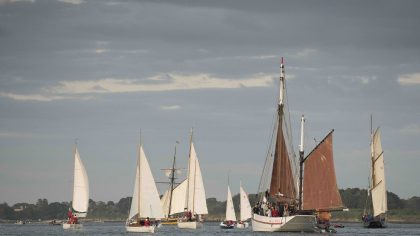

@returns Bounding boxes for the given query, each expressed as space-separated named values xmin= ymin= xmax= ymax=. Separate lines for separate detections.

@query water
xmin=1 ymin=222 xmax=420 ymax=235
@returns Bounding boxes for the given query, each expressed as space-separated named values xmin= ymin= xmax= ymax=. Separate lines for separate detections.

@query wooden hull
xmin=177 ymin=221 xmax=202 ymax=229
xmin=62 ymin=223 xmax=82 ymax=230
xmin=160 ymin=218 xmax=178 ymax=225
xmin=236 ymin=222 xmax=249 ymax=228
xmin=126 ymin=225 xmax=156 ymax=233
xmin=252 ymin=214 xmax=317 ymax=232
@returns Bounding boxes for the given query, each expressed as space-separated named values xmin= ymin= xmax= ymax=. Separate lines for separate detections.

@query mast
xmin=298 ymin=115 xmax=305 ymax=211
xmin=279 ymin=57 xmax=285 ymax=106
xmin=167 ymin=142 xmax=177 ymax=217
xmin=137 ymin=132 xmax=142 ymax=219
xmin=185 ymin=128 xmax=193 ymax=211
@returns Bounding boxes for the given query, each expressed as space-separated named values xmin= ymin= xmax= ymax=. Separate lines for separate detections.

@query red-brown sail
xmin=302 ymin=130 xmax=343 ymax=211
xmin=270 ymin=106 xmax=296 ymax=203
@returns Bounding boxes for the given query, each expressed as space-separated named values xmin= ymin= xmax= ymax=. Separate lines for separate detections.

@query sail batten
xmin=302 ymin=131 xmax=343 ymax=211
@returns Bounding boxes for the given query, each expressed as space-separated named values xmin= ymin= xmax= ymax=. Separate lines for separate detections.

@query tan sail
xmin=302 ymin=130 xmax=343 ymax=211
xmin=270 ymin=107 xmax=296 ymax=203
xmin=371 ymin=128 xmax=387 ymax=216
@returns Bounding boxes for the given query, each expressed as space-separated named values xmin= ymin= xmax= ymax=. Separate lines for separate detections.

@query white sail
xmin=371 ymin=128 xmax=387 ymax=216
xmin=128 ymin=145 xmax=164 ymax=220
xmin=161 ymin=179 xmax=188 ymax=217
xmin=72 ymin=147 xmax=89 ymax=217
xmin=225 ymin=185 xmax=236 ymax=221
xmin=239 ymin=185 xmax=252 ymax=221
xmin=186 ymin=143 xmax=208 ymax=215
xmin=128 ymin=164 xmax=140 ymax=220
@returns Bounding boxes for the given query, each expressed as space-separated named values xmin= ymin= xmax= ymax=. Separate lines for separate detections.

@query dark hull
xmin=363 ymin=218 xmax=387 ymax=228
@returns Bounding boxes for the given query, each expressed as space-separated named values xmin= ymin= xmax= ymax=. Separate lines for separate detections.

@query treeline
xmin=1 ymin=188 xmax=419 ymax=221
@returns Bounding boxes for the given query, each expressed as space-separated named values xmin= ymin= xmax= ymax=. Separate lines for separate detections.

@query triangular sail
xmin=225 ymin=185 xmax=236 ymax=221
xmin=72 ymin=147 xmax=89 ymax=217
xmin=128 ymin=145 xmax=164 ymax=220
xmin=371 ymin=128 xmax=387 ymax=216
xmin=302 ymin=131 xmax=343 ymax=211
xmin=186 ymin=142 xmax=208 ymax=215
xmin=269 ymin=105 xmax=296 ymax=203
xmin=239 ymin=185 xmax=252 ymax=221
xmin=161 ymin=179 xmax=188 ymax=216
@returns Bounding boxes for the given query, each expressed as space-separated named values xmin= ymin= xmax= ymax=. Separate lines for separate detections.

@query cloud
xmin=292 ymin=48 xmax=318 ymax=59
xmin=57 ymin=0 xmax=84 ymax=4
xmin=0 ymin=92 xmax=92 ymax=102
xmin=0 ymin=0 xmax=34 ymax=4
xmin=0 ymin=131 xmax=33 ymax=138
xmin=47 ymin=73 xmax=274 ymax=94
xmin=160 ymin=105 xmax=181 ymax=111
xmin=0 ymin=73 xmax=273 ymax=102
xmin=398 ymin=73 xmax=420 ymax=86
xmin=399 ymin=124 xmax=420 ymax=135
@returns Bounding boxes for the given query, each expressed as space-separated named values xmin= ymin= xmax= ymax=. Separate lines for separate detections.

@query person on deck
xmin=144 ymin=217 xmax=150 ymax=226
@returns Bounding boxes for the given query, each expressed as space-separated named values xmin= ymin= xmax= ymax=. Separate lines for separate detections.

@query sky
xmin=0 ymin=0 xmax=419 ymax=205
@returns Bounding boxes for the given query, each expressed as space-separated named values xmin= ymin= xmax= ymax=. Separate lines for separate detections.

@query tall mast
xmin=279 ymin=57 xmax=285 ymax=107
xmin=167 ymin=142 xmax=178 ymax=217
xmin=298 ymin=114 xmax=305 ymax=211
xmin=137 ymin=131 xmax=142 ymax=219
xmin=370 ymin=115 xmax=375 ymax=187
xmin=185 ymin=128 xmax=193 ymax=211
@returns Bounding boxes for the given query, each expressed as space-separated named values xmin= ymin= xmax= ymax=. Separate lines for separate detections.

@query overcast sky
xmin=1 ymin=0 xmax=419 ymax=205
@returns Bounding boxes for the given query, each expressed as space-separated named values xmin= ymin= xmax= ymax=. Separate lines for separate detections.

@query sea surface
xmin=1 ymin=222 xmax=420 ymax=235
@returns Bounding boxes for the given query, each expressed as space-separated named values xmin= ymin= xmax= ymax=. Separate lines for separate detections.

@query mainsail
xmin=302 ymin=130 xmax=343 ymax=211
xmin=185 ymin=142 xmax=208 ymax=215
xmin=371 ymin=128 xmax=387 ymax=217
xmin=239 ymin=184 xmax=252 ymax=221
xmin=128 ymin=145 xmax=164 ymax=220
xmin=225 ymin=185 xmax=236 ymax=221
xmin=72 ymin=147 xmax=89 ymax=217
xmin=258 ymin=58 xmax=297 ymax=204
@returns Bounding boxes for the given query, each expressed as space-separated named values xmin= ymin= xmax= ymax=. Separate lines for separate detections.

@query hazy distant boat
xmin=251 ymin=58 xmax=317 ymax=232
xmin=363 ymin=116 xmax=388 ymax=228
xmin=177 ymin=129 xmax=208 ymax=229
xmin=220 ymin=184 xmax=236 ymax=229
xmin=125 ymin=144 xmax=164 ymax=233
xmin=63 ymin=145 xmax=89 ymax=230
xmin=236 ymin=183 xmax=252 ymax=229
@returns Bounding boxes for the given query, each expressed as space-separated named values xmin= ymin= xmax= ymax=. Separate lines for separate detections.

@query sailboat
xmin=236 ymin=182 xmax=252 ymax=228
xmin=177 ymin=129 xmax=208 ymax=229
xmin=302 ymin=128 xmax=346 ymax=232
xmin=251 ymin=58 xmax=317 ymax=232
xmin=63 ymin=145 xmax=89 ymax=230
xmin=363 ymin=116 xmax=388 ymax=228
xmin=160 ymin=142 xmax=184 ymax=225
xmin=125 ymin=144 xmax=164 ymax=233
xmin=220 ymin=184 xmax=236 ymax=229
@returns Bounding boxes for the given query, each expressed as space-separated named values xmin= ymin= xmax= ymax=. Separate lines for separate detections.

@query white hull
xmin=126 ymin=225 xmax=155 ymax=233
xmin=252 ymin=214 xmax=316 ymax=232
xmin=236 ymin=222 xmax=249 ymax=228
xmin=177 ymin=221 xmax=202 ymax=229
xmin=62 ymin=223 xmax=83 ymax=230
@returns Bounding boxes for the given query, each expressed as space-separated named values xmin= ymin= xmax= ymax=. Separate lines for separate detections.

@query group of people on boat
xmin=253 ymin=201 xmax=296 ymax=218
xmin=182 ymin=208 xmax=193 ymax=222
xmin=66 ymin=208 xmax=79 ymax=224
